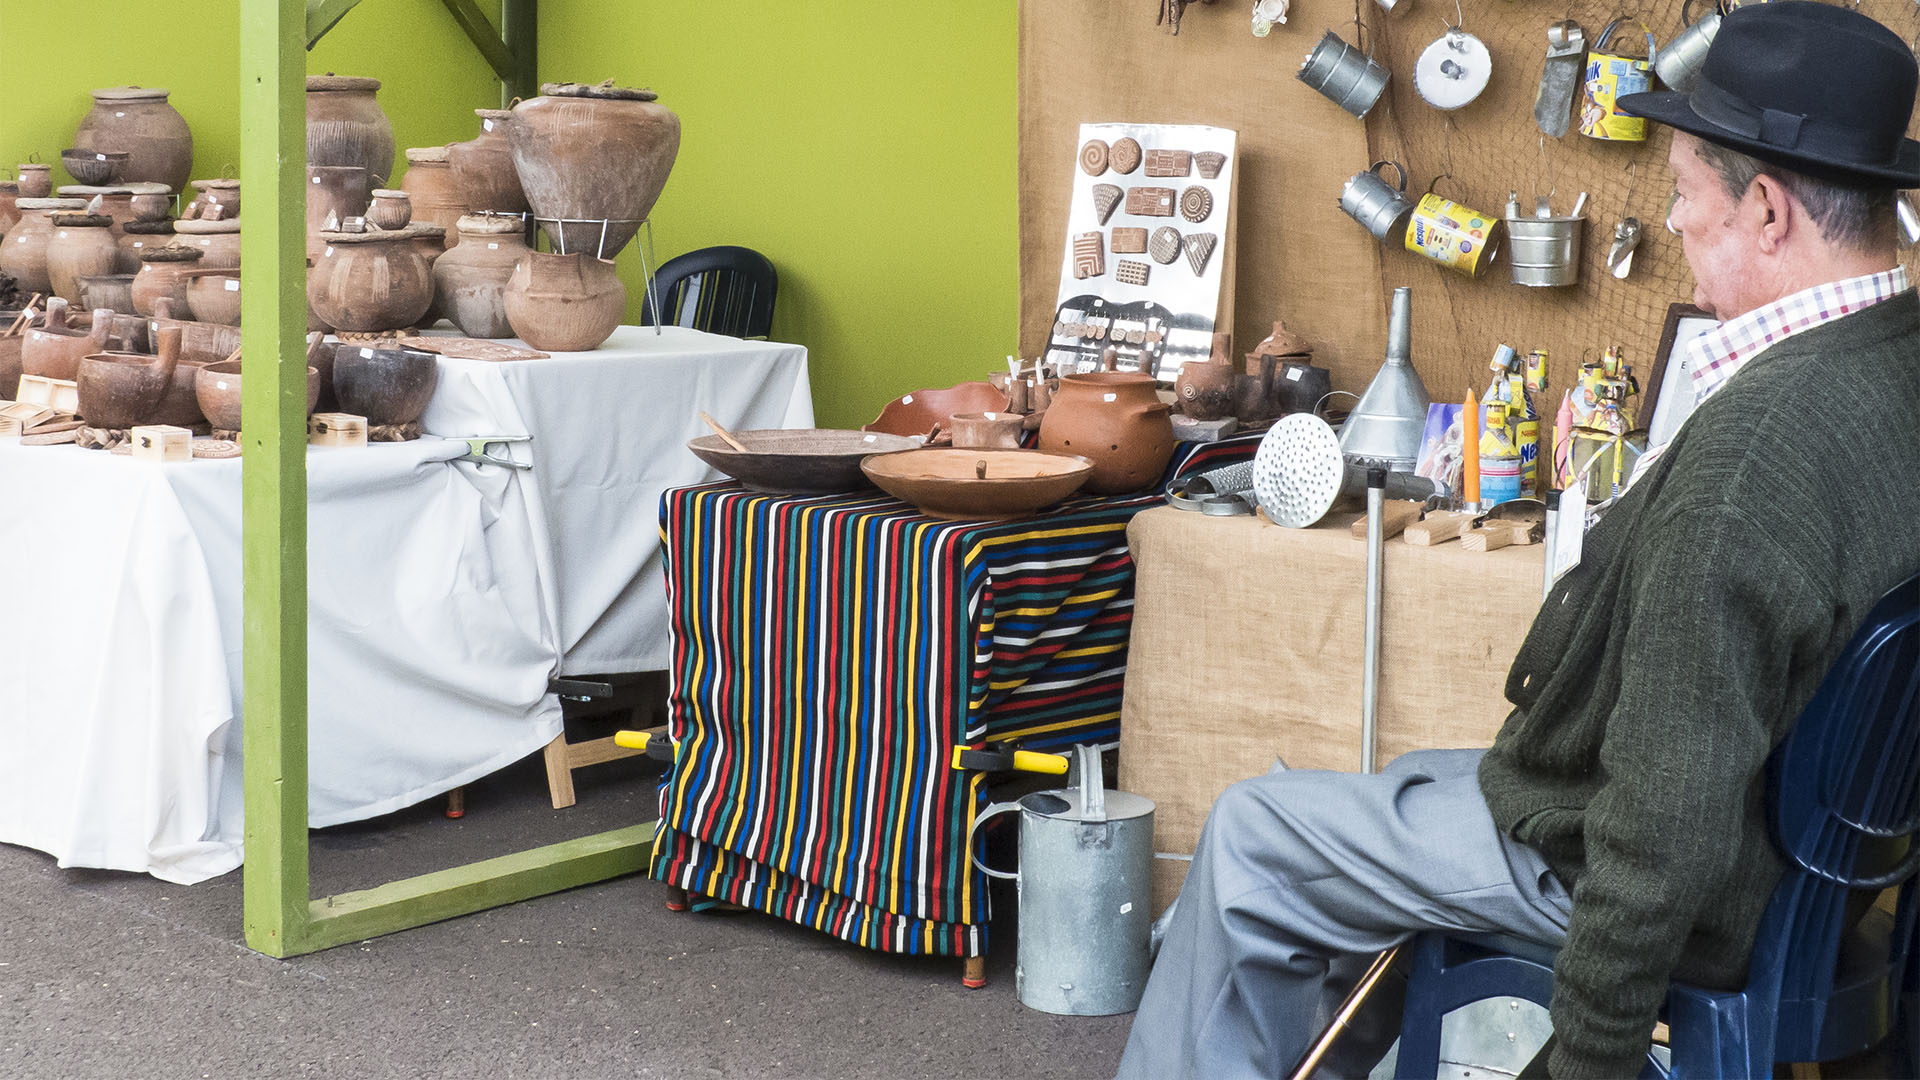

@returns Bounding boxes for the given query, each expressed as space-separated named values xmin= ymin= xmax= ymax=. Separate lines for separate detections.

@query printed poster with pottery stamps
xmin=1049 ymin=122 xmax=1237 ymax=382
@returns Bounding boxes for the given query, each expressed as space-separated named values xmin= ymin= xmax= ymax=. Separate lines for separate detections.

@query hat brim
xmin=1619 ymin=89 xmax=1920 ymax=188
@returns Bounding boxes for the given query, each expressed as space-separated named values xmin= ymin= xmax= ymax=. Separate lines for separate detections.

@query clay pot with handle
xmin=1038 ymin=371 xmax=1176 ymax=494
xmin=21 ymin=300 xmax=115 ymax=381
xmin=1175 ymin=331 xmax=1238 ymax=421
xmin=77 ymin=325 xmax=183 ymax=429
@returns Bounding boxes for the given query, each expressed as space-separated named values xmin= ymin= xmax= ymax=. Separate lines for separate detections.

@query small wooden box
xmin=17 ymin=375 xmax=80 ymax=415
xmin=308 ymin=412 xmax=368 ymax=448
xmin=0 ymin=415 xmax=22 ymax=438
xmin=130 ymin=425 xmax=193 ymax=463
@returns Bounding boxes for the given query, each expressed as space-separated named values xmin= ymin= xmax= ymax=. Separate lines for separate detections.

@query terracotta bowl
xmin=62 ymin=148 xmax=128 ymax=186
xmin=948 ymin=412 xmax=1026 ymax=450
xmin=331 ymin=344 xmax=439 ymax=427
xmin=860 ymin=448 xmax=1093 ymax=520
xmin=687 ymin=429 xmax=918 ymax=494
xmin=185 ymin=272 xmax=243 ymax=326
xmin=195 ymin=361 xmax=321 ymax=432
xmin=863 ymin=381 xmax=1006 ymax=438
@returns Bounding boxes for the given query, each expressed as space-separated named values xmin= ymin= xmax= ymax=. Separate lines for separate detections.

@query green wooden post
xmin=240 ymin=0 xmax=313 ymax=958
xmin=503 ymin=0 xmax=538 ymax=103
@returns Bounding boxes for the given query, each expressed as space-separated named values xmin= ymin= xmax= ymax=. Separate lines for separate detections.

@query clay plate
xmin=861 ymin=449 xmax=1093 ymax=521
xmin=687 ymin=428 xmax=918 ymax=494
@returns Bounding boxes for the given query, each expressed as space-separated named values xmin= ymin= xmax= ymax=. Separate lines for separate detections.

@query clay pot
xmin=16 ymin=165 xmax=52 ymax=199
xmin=431 ymin=214 xmax=528 ymax=337
xmin=185 ymin=271 xmax=243 ymax=326
xmin=128 ymin=192 xmax=172 ymax=222
xmin=147 ymin=299 xmax=242 ymax=366
xmin=503 ymin=251 xmax=624 ymax=351
xmin=21 ymin=301 xmax=116 ymax=381
xmin=185 ymin=178 xmax=240 ymax=220
xmin=77 ymin=274 xmax=136 ymax=314
xmin=1175 ymin=359 xmax=1237 ymax=421
xmin=195 ymin=359 xmax=321 ymax=432
xmin=74 ymin=88 xmax=193 ymax=191
xmin=76 ymin=325 xmax=183 ymax=429
xmin=399 ymin=147 xmax=467 ymax=247
xmin=308 ymin=229 xmax=434 ymax=334
xmin=119 ymin=220 xmax=176 ymax=267
xmin=367 ymin=189 xmax=411 ymax=230
xmin=0 ymin=198 xmax=87 ymax=294
xmin=949 ymin=411 xmax=1026 ymax=449
xmin=1234 ymin=354 xmax=1277 ymax=423
xmin=509 ymin=82 xmax=681 ymax=258
xmin=0 ymin=182 xmax=20 ymax=237
xmin=132 ymin=245 xmax=203 ymax=317
xmin=332 ymin=344 xmax=438 ymax=426
xmin=62 ymin=148 xmax=127 ymax=186
xmin=306 ymin=75 xmax=395 ymax=187
xmin=172 ymin=217 xmax=241 ymax=271
xmin=46 ymin=213 xmax=119 ymax=304
xmin=1037 ymin=372 xmax=1176 ymax=494
xmin=0 ymin=307 xmax=35 ymax=398
xmin=447 ymin=108 xmax=527 ymax=214
xmin=1272 ymin=359 xmax=1334 ymax=417
xmin=306 ymin=164 xmax=371 ymax=242
xmin=307 ymin=339 xmax=341 ymax=412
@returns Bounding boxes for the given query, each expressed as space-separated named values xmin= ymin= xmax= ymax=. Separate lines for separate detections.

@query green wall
xmin=0 ymin=0 xmax=1020 ymax=430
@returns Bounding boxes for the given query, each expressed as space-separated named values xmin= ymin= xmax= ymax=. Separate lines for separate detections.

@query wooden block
xmin=308 ymin=412 xmax=369 ymax=448
xmin=1110 ymin=227 xmax=1148 ymax=254
xmin=1348 ymin=500 xmax=1424 ymax=540
xmin=129 ymin=425 xmax=192 ymax=463
xmin=1126 ymin=187 xmax=1177 ymax=216
xmin=1144 ymin=149 xmax=1193 ymax=177
xmin=1403 ymin=510 xmax=1475 ymax=546
xmin=1460 ymin=524 xmax=1516 ymax=552
xmin=1170 ymin=415 xmax=1237 ymax=442
xmin=17 ymin=375 xmax=79 ymax=415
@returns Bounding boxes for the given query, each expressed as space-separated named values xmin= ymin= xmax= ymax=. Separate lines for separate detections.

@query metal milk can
xmin=969 ymin=744 xmax=1155 ymax=1016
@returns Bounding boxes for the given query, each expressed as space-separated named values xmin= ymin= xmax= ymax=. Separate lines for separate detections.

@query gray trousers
xmin=1115 ymin=749 xmax=1572 ymax=1080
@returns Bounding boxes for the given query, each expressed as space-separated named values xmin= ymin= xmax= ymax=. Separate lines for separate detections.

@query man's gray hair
xmin=1692 ymin=139 xmax=1897 ymax=251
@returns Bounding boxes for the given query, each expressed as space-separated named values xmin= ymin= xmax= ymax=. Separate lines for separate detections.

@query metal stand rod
xmin=1361 ymin=467 xmax=1386 ymax=775
xmin=1286 ymin=943 xmax=1404 ymax=1080
xmin=1542 ymin=488 xmax=1562 ymax=601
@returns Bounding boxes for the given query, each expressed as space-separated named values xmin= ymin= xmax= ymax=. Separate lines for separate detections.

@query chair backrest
xmin=640 ymin=245 xmax=778 ymax=339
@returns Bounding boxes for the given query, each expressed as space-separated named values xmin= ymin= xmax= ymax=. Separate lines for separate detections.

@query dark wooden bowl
xmin=860 ymin=449 xmax=1093 ymax=520
xmin=687 ymin=429 xmax=918 ymax=494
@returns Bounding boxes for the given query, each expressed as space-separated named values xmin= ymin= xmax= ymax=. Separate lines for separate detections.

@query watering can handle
xmin=968 ymin=801 xmax=1024 ymax=881
xmin=1076 ymin=744 xmax=1108 ymax=823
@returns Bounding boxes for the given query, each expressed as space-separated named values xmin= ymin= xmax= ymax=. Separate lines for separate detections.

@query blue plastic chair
xmin=1395 ymin=572 xmax=1920 ymax=1079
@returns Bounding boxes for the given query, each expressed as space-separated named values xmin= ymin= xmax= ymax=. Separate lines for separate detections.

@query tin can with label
xmin=1405 ymin=193 xmax=1503 ymax=277
xmin=1480 ymin=454 xmax=1524 ymax=505
xmin=1580 ymin=20 xmax=1656 ymax=142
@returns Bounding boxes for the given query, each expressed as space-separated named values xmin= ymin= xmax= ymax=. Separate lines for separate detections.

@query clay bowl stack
xmin=860 ymin=448 xmax=1093 ymax=520
xmin=687 ymin=429 xmax=918 ymax=494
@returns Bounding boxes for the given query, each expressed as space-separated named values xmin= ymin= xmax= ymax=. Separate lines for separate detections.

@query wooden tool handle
xmin=700 ymin=411 xmax=750 ymax=453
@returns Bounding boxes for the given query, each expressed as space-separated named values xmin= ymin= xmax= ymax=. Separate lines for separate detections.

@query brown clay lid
xmin=540 ymin=81 xmax=659 ymax=101
xmin=123 ymin=220 xmax=177 ymax=234
xmin=173 ymin=217 xmax=241 ymax=234
xmin=58 ymin=182 xmax=172 ymax=196
xmin=51 ymin=213 xmax=113 ymax=228
xmin=91 ymin=86 xmax=170 ymax=102
xmin=404 ymin=146 xmax=451 ymax=165
xmin=307 ymin=75 xmax=381 ymax=93
xmin=455 ymin=214 xmax=521 ymax=234
xmin=15 ymin=197 xmax=88 ymax=211
xmin=140 ymin=245 xmax=204 ymax=263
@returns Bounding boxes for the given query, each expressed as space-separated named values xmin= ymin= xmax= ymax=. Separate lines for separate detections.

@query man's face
xmin=1666 ymin=133 xmax=1756 ymax=318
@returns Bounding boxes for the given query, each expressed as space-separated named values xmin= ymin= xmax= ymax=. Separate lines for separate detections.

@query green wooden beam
xmin=438 ymin=0 xmax=518 ymax=89
xmin=502 ymin=0 xmax=538 ymax=103
xmin=304 ymin=0 xmax=365 ymax=47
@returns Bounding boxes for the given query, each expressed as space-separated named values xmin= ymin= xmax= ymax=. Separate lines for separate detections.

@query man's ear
xmin=1749 ymin=173 xmax=1798 ymax=255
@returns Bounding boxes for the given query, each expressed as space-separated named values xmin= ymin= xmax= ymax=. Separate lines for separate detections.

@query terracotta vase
xmin=21 ymin=301 xmax=115 ymax=381
xmin=306 ymin=75 xmax=395 ymax=187
xmin=73 ymin=87 xmax=193 ymax=191
xmin=172 ymin=217 xmax=242 ymax=271
xmin=16 ymin=164 xmax=52 ymax=199
xmin=399 ymin=148 xmax=468 ymax=248
xmin=509 ymin=82 xmax=681 ymax=258
xmin=0 ymin=182 xmax=19 ymax=237
xmin=447 ymin=108 xmax=527 ymax=214
xmin=46 ymin=214 xmax=119 ymax=304
xmin=308 ymin=229 xmax=434 ymax=334
xmin=0 ymin=198 xmax=87 ymax=294
xmin=366 ymin=189 xmax=411 ymax=230
xmin=1037 ymin=372 xmax=1176 ymax=494
xmin=185 ymin=178 xmax=240 ymax=219
xmin=1175 ymin=359 xmax=1237 ymax=421
xmin=185 ymin=271 xmax=243 ymax=326
xmin=132 ymin=245 xmax=203 ymax=317
xmin=77 ymin=325 xmax=183 ymax=429
xmin=431 ymin=215 xmax=529 ymax=337
xmin=503 ymin=250 xmax=625 ymax=351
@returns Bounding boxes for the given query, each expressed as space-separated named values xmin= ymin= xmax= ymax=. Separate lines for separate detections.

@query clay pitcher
xmin=73 ymin=87 xmax=194 ymax=191
xmin=447 ymin=108 xmax=527 ymax=214
xmin=22 ymin=301 xmax=115 ymax=381
xmin=306 ymin=76 xmax=396 ymax=187
xmin=502 ymin=250 xmax=626 ymax=351
xmin=77 ymin=325 xmax=182 ymax=429
xmin=1175 ymin=331 xmax=1237 ymax=421
xmin=509 ymin=82 xmax=681 ymax=258
xmin=432 ymin=214 xmax=530 ymax=338
xmin=1038 ymin=372 xmax=1176 ymax=494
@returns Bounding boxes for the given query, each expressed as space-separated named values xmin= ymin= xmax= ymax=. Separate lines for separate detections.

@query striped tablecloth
xmin=650 ymin=438 xmax=1256 ymax=957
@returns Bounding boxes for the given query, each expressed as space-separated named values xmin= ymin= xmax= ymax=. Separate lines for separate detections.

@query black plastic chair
xmin=639 ymin=245 xmax=778 ymax=339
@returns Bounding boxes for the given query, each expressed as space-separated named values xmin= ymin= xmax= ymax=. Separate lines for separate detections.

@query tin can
xmin=1480 ymin=455 xmax=1524 ymax=505
xmin=1581 ymin=20 xmax=1656 ymax=142
xmin=1299 ymin=30 xmax=1392 ymax=119
xmin=1405 ymin=193 xmax=1503 ymax=277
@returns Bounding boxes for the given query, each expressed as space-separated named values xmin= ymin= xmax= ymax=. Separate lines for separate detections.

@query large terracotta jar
xmin=431 ymin=215 xmax=528 ymax=338
xmin=509 ymin=82 xmax=680 ymax=258
xmin=131 ymin=245 xmax=203 ymax=318
xmin=308 ymin=229 xmax=434 ymax=334
xmin=46 ymin=213 xmax=119 ymax=303
xmin=0 ymin=197 xmax=87 ymax=293
xmin=447 ymin=109 xmax=527 ymax=214
xmin=306 ymin=75 xmax=396 ymax=187
xmin=172 ymin=217 xmax=241 ymax=271
xmin=1038 ymin=372 xmax=1177 ymax=494
xmin=503 ymin=250 xmax=625 ymax=351
xmin=399 ymin=147 xmax=467 ymax=247
xmin=73 ymin=87 xmax=193 ymax=191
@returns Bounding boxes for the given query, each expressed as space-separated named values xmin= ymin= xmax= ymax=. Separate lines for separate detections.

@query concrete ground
xmin=0 ymin=749 xmax=1133 ymax=1080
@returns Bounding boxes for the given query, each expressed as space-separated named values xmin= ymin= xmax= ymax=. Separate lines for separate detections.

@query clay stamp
xmin=1180 ymin=185 xmax=1214 ymax=224
xmin=1110 ymin=227 xmax=1148 ymax=253
xmin=1110 ymin=137 xmax=1143 ymax=175
xmin=1079 ymin=139 xmax=1111 ymax=176
xmin=1092 ymin=183 xmax=1123 ymax=225
xmin=1145 ymin=149 xmax=1193 ymax=177
xmin=1072 ymin=231 xmax=1106 ymax=279
xmin=1116 ymin=260 xmax=1151 ymax=286
xmin=1149 ymin=226 xmax=1183 ymax=264
xmin=1195 ymin=151 xmax=1226 ymax=179
xmin=1184 ymin=232 xmax=1219 ymax=275
xmin=1126 ymin=187 xmax=1176 ymax=216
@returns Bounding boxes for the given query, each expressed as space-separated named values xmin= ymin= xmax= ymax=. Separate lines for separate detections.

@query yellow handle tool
xmin=613 ymin=730 xmax=651 ymax=752
xmin=949 ymin=746 xmax=1070 ymax=775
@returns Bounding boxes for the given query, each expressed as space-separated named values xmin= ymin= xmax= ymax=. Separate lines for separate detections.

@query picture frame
xmin=1640 ymin=302 xmax=1717 ymax=450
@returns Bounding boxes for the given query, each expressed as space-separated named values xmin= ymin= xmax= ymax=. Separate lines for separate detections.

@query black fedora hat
xmin=1619 ymin=1 xmax=1920 ymax=188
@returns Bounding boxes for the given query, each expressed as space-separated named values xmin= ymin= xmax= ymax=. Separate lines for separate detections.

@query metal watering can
xmin=968 ymin=744 xmax=1155 ymax=1016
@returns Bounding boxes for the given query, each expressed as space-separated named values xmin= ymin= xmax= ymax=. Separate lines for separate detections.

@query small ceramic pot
xmin=16 ymin=164 xmax=52 ymax=199
xmin=1272 ymin=359 xmax=1334 ymax=417
xmin=308 ymin=229 xmax=434 ymax=333
xmin=172 ymin=217 xmax=242 ymax=271
xmin=949 ymin=412 xmax=1026 ymax=450
xmin=185 ymin=270 xmax=243 ymax=326
xmin=76 ymin=273 xmax=137 ymax=314
xmin=185 ymin=178 xmax=240 ymax=220
xmin=74 ymin=87 xmax=193 ymax=190
xmin=128 ymin=192 xmax=172 ymax=222
xmin=447 ymin=108 xmax=527 ymax=214
xmin=366 ymin=189 xmax=412 ymax=230
xmin=131 ymin=245 xmax=203 ymax=317
xmin=306 ymin=75 xmax=395 ymax=186
xmin=195 ymin=359 xmax=321 ymax=432
xmin=45 ymin=213 xmax=119 ymax=304
xmin=1174 ymin=359 xmax=1236 ymax=421
xmin=332 ymin=343 xmax=438 ymax=427
xmin=503 ymin=250 xmax=625 ymax=351
xmin=1037 ymin=371 xmax=1176 ymax=494
xmin=21 ymin=301 xmax=116 ymax=382
xmin=399 ymin=147 xmax=468 ymax=248
xmin=431 ymin=214 xmax=529 ymax=337
xmin=0 ymin=198 xmax=88 ymax=294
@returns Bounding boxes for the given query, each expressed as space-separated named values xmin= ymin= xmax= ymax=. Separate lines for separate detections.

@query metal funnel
xmin=1338 ymin=287 xmax=1431 ymax=471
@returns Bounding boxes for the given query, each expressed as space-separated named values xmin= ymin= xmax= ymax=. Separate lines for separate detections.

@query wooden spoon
xmin=700 ymin=411 xmax=750 ymax=453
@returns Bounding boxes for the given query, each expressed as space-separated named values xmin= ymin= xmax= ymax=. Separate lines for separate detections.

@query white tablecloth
xmin=0 ymin=326 xmax=813 ymax=883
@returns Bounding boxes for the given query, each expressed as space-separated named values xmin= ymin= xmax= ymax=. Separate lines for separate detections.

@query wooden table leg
xmin=543 ymin=733 xmax=577 ymax=809
xmin=962 ymin=954 xmax=987 ymax=989
xmin=445 ymin=786 xmax=465 ymax=819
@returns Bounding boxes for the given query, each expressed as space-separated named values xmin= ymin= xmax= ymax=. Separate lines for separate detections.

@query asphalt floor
xmin=0 ymin=746 xmax=1133 ymax=1080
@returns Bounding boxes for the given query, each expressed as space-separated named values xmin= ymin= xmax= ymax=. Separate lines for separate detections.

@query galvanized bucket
xmin=1299 ymin=30 xmax=1391 ymax=118
xmin=1505 ymin=212 xmax=1586 ymax=287
xmin=969 ymin=744 xmax=1155 ymax=1016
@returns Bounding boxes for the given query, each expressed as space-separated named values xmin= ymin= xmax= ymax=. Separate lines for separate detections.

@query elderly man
xmin=1116 ymin=4 xmax=1920 ymax=1078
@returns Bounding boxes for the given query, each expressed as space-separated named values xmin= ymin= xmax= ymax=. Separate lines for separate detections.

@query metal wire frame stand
xmin=529 ymin=215 xmax=664 ymax=336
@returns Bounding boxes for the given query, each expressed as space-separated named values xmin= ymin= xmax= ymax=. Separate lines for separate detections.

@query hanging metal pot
xmin=1340 ymin=161 xmax=1417 ymax=242
xmin=1298 ymin=29 xmax=1391 ymax=118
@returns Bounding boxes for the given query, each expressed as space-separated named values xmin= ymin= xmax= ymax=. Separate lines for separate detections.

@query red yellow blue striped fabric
xmin=651 ymin=439 xmax=1255 ymax=957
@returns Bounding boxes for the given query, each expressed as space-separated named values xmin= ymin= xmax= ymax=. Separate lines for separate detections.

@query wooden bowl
xmin=687 ymin=428 xmax=918 ymax=494
xmin=863 ymin=381 xmax=1006 ymax=438
xmin=860 ymin=449 xmax=1093 ymax=520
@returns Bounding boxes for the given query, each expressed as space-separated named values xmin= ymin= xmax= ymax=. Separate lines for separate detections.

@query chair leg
xmin=665 ymin=885 xmax=689 ymax=912
xmin=963 ymin=954 xmax=987 ymax=989
xmin=1395 ymin=936 xmax=1449 ymax=1080
xmin=445 ymin=786 xmax=465 ymax=819
xmin=543 ymin=733 xmax=577 ymax=809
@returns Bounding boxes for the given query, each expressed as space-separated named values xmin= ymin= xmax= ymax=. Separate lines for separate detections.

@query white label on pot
xmin=224 ymin=279 xmax=239 ymax=291
xmin=1103 ymin=393 xmax=1116 ymax=402
xmin=324 ymin=246 xmax=334 ymax=257
xmin=863 ymin=434 xmax=877 ymax=443
xmin=1120 ymin=902 xmax=1133 ymax=915
xmin=483 ymin=119 xmax=496 ymax=131
xmin=487 ymin=243 xmax=499 ymax=250
xmin=312 ymin=176 xmax=322 ymax=185
xmin=216 ymin=380 xmax=231 ymax=390
xmin=360 ymin=348 xmax=375 ymax=358
xmin=901 ymin=394 xmax=913 ymax=404
xmin=115 ymin=111 xmax=126 ymax=118
xmin=1287 ymin=367 xmax=1303 ymax=381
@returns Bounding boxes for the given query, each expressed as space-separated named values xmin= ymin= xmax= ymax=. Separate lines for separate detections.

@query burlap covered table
xmin=1118 ymin=507 xmax=1547 ymax=912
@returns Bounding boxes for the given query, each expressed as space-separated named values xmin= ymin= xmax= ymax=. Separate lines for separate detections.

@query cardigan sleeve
xmin=1545 ymin=500 xmax=1829 ymax=1079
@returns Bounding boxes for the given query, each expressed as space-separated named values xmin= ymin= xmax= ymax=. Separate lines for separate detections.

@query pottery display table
xmin=0 ymin=326 xmax=811 ymax=883
xmin=647 ymin=438 xmax=1253 ymax=966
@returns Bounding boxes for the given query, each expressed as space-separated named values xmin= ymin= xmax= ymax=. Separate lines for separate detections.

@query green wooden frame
xmin=305 ymin=0 xmax=537 ymax=102
xmin=241 ymin=0 xmax=645 ymax=959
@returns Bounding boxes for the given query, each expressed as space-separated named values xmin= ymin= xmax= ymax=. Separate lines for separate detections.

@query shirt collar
xmin=1685 ymin=266 xmax=1910 ymax=406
